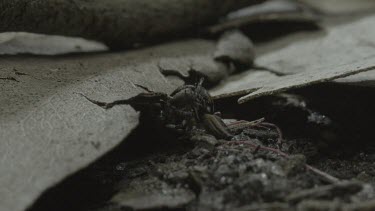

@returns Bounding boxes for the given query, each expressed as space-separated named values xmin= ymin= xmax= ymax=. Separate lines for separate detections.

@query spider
xmin=81 ymin=78 xmax=282 ymax=143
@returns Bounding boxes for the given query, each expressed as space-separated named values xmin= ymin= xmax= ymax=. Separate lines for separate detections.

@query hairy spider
xmin=81 ymin=78 xmax=234 ymax=139
xmin=81 ymin=78 xmax=282 ymax=142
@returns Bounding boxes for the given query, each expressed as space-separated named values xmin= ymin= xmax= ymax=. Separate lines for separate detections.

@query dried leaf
xmin=300 ymin=0 xmax=375 ymax=14
xmin=256 ymin=14 xmax=375 ymax=75
xmin=212 ymin=59 xmax=375 ymax=103
xmin=238 ymin=59 xmax=375 ymax=103
xmin=211 ymin=14 xmax=375 ymax=102
xmin=211 ymin=71 xmax=278 ymax=99
xmin=0 ymin=0 xmax=262 ymax=49
xmin=214 ymin=30 xmax=255 ymax=68
xmin=0 ymin=32 xmax=107 ymax=55
xmin=208 ymin=0 xmax=319 ymax=34
xmin=0 ymin=39 xmax=216 ymax=211
xmin=158 ymin=54 xmax=228 ymax=86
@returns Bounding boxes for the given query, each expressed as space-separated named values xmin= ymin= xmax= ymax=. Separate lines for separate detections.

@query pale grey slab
xmin=211 ymin=14 xmax=375 ymax=102
xmin=0 ymin=39 xmax=216 ymax=211
xmin=300 ymin=0 xmax=375 ymax=14
xmin=0 ymin=32 xmax=107 ymax=55
xmin=256 ymin=14 xmax=375 ymax=75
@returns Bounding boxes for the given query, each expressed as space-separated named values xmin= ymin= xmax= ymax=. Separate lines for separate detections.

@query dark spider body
xmin=82 ymin=78 xmax=233 ymax=139
xmin=163 ymin=82 xmax=211 ymax=121
xmin=158 ymin=79 xmax=232 ymax=139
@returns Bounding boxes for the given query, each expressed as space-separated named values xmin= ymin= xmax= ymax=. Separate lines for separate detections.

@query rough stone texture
xmin=0 ymin=0 xmax=263 ymax=49
xmin=0 ymin=39 xmax=217 ymax=211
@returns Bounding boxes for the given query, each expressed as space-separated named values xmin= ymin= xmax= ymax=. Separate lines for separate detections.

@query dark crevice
xmin=28 ymin=83 xmax=375 ymax=211
xmin=215 ymin=83 xmax=375 ymax=155
xmin=28 ymin=113 xmax=184 ymax=211
xmin=0 ymin=76 xmax=19 ymax=82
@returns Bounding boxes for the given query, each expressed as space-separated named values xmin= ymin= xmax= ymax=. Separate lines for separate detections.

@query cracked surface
xmin=0 ymin=39 xmax=220 ymax=211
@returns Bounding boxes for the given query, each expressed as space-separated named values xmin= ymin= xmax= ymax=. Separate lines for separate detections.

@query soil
xmin=29 ymin=83 xmax=375 ymax=211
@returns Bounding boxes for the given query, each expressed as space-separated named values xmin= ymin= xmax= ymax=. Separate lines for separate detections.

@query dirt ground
xmin=27 ymin=83 xmax=375 ymax=211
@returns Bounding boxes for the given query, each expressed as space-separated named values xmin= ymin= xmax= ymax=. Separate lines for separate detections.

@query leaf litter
xmin=82 ymin=4 xmax=375 ymax=211
xmin=0 ymin=39 xmax=228 ymax=211
xmin=3 ymin=1 xmax=375 ymax=211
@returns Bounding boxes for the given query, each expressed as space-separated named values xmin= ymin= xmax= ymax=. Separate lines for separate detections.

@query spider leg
xmin=226 ymin=118 xmax=265 ymax=130
xmin=134 ymin=83 xmax=153 ymax=93
xmin=79 ymin=93 xmax=130 ymax=109
xmin=226 ymin=118 xmax=283 ymax=148
xmin=79 ymin=91 xmax=169 ymax=109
